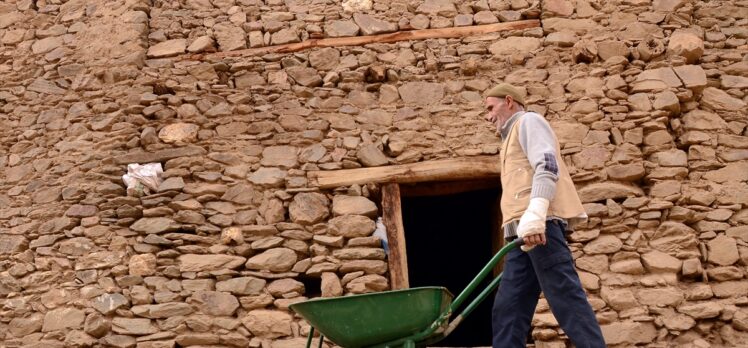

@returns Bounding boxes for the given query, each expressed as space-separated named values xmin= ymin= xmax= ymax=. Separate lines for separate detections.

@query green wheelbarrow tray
xmin=290 ymin=239 xmax=524 ymax=348
xmin=290 ymin=287 xmax=453 ymax=348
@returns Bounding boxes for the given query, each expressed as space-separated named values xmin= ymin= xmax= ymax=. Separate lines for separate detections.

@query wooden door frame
xmin=381 ymin=183 xmax=409 ymax=289
xmin=388 ymin=179 xmax=504 ymax=289
xmin=308 ymin=156 xmax=502 ymax=289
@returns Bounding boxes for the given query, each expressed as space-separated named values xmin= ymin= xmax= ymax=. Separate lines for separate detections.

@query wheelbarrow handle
xmin=349 ymin=239 xmax=526 ymax=348
xmin=441 ymin=239 xmax=524 ymax=335
xmin=449 ymin=239 xmax=522 ymax=310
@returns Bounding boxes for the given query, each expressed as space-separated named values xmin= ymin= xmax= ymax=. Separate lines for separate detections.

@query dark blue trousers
xmin=492 ymin=220 xmax=606 ymax=348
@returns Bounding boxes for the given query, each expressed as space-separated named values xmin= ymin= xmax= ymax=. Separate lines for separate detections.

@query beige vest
xmin=500 ymin=113 xmax=587 ymax=227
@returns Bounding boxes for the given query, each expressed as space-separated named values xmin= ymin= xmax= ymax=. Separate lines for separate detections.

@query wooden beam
xmin=381 ymin=183 xmax=409 ymax=290
xmin=309 ymin=156 xmax=500 ymax=189
xmin=184 ymin=20 xmax=540 ymax=61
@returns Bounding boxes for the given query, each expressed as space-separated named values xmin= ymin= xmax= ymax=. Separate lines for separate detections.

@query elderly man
xmin=485 ymin=83 xmax=606 ymax=347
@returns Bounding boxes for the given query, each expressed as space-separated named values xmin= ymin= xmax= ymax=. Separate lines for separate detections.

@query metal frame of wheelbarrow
xmin=294 ymin=239 xmax=525 ymax=348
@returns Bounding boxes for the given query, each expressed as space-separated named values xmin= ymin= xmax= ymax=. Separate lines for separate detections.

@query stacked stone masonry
xmin=0 ymin=0 xmax=747 ymax=347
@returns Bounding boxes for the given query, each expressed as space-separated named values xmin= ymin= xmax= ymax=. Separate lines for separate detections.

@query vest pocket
xmin=514 ymin=186 xmax=531 ymax=199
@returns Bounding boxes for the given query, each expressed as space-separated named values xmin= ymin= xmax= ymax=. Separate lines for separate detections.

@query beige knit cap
xmin=485 ymin=83 xmax=525 ymax=106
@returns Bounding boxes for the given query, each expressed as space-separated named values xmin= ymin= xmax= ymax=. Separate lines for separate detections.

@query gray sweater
xmin=500 ymin=111 xmax=562 ymax=238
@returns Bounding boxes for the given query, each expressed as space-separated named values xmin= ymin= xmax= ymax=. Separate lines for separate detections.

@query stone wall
xmin=1 ymin=0 xmax=748 ymax=347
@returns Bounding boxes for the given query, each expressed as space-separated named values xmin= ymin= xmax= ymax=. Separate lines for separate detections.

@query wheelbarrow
xmin=290 ymin=239 xmax=525 ymax=348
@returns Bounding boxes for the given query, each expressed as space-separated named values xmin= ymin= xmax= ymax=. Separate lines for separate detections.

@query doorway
xmin=400 ymin=180 xmax=502 ymax=347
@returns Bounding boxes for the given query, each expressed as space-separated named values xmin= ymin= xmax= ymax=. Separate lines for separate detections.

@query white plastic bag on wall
xmin=122 ymin=163 xmax=164 ymax=197
xmin=373 ymin=217 xmax=389 ymax=255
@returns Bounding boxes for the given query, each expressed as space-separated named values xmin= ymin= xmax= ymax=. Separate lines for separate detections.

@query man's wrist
xmin=530 ymin=181 xmax=556 ymax=200
xmin=527 ymin=197 xmax=549 ymax=218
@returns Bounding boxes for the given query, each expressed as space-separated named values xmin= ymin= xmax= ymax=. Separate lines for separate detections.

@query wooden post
xmin=491 ymin=192 xmax=505 ymax=277
xmin=381 ymin=183 xmax=409 ymax=290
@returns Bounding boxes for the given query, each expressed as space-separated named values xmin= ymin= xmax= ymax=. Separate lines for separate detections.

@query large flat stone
xmin=577 ymin=182 xmax=644 ymax=203
xmin=9 ymin=313 xmax=44 ymax=337
xmin=130 ymin=217 xmax=177 ymax=234
xmin=700 ymin=87 xmax=747 ymax=111
xmin=147 ymin=39 xmax=186 ymax=58
xmin=42 ymin=308 xmax=85 ymax=332
xmin=27 ymin=78 xmax=67 ymax=95
xmin=261 ymin=146 xmax=298 ymax=168
xmin=214 ymin=23 xmax=246 ymax=51
xmin=489 ymin=37 xmax=542 ymax=56
xmin=76 ymin=252 xmax=124 ymax=270
xmin=601 ymin=322 xmax=657 ymax=345
xmin=633 ymin=67 xmax=682 ymax=91
xmin=241 ymin=310 xmax=293 ymax=338
xmin=216 ymin=277 xmax=267 ymax=295
xmin=682 ymin=109 xmax=726 ymax=131
xmin=398 ymin=82 xmax=444 ymax=105
xmin=650 ymin=222 xmax=699 ymax=256
xmin=114 ymin=146 xmax=207 ymax=165
xmin=356 ymin=144 xmax=389 ymax=167
xmin=673 ymin=65 xmax=706 ymax=90
xmin=32 ymin=36 xmax=63 ymax=54
xmin=667 ymin=30 xmax=703 ymax=63
xmin=677 ymin=302 xmax=722 ymax=319
xmin=707 ymin=235 xmax=739 ymax=266
xmin=328 ymin=215 xmax=376 ymax=238
xmin=131 ymin=303 xmax=194 ymax=318
xmin=542 ymin=18 xmax=601 ymax=35
xmin=0 ymin=12 xmax=24 ymax=29
xmin=583 ymin=235 xmax=623 ymax=254
xmin=641 ymin=250 xmax=682 ymax=273
xmin=332 ymin=195 xmax=378 ymax=217
xmin=245 ymin=248 xmax=297 ymax=272
xmin=158 ymin=123 xmax=199 ymax=143
xmin=703 ymin=162 xmax=748 ymax=183
xmin=353 ymin=13 xmax=397 ymax=35
xmin=289 ymin=192 xmax=329 ymax=225
xmin=416 ymin=0 xmax=458 ymax=16
xmin=192 ymin=291 xmax=240 ymax=316
xmin=112 ymin=318 xmax=158 ymax=335
xmin=178 ymin=254 xmax=247 ymax=272
xmin=324 ymin=20 xmax=359 ymax=37
xmin=92 ymin=293 xmax=129 ymax=315
xmin=721 ymin=75 xmax=748 ymax=89
xmin=0 ymin=235 xmax=27 ymax=255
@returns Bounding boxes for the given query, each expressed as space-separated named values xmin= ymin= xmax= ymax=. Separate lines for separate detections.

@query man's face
xmin=484 ymin=96 xmax=512 ymax=133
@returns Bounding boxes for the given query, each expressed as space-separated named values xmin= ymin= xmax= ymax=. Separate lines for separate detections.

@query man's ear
xmin=505 ymin=95 xmax=514 ymax=106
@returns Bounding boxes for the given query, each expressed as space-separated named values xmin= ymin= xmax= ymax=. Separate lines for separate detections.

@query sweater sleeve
xmin=517 ymin=113 xmax=560 ymax=201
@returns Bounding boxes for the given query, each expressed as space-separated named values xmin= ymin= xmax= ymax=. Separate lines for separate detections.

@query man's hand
xmin=517 ymin=198 xmax=550 ymax=252
xmin=523 ymin=233 xmax=546 ymax=248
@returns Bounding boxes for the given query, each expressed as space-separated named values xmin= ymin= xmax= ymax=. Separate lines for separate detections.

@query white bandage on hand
xmin=517 ymin=197 xmax=550 ymax=251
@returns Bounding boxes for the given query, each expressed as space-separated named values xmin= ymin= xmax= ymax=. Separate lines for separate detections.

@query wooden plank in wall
xmin=381 ymin=183 xmax=409 ymax=290
xmin=185 ymin=20 xmax=540 ymax=61
xmin=309 ymin=156 xmax=501 ymax=189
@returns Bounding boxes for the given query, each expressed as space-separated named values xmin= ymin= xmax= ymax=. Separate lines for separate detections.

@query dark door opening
xmin=401 ymin=182 xmax=501 ymax=347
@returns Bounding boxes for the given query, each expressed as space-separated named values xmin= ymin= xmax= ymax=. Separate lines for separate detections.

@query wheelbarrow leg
xmin=318 ymin=334 xmax=325 ymax=348
xmin=403 ymin=340 xmax=415 ymax=348
xmin=306 ymin=327 xmax=314 ymax=348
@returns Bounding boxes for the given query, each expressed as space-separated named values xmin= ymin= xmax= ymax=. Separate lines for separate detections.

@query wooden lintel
xmin=381 ymin=183 xmax=409 ymax=290
xmin=184 ymin=20 xmax=540 ymax=61
xmin=309 ymin=156 xmax=501 ymax=189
